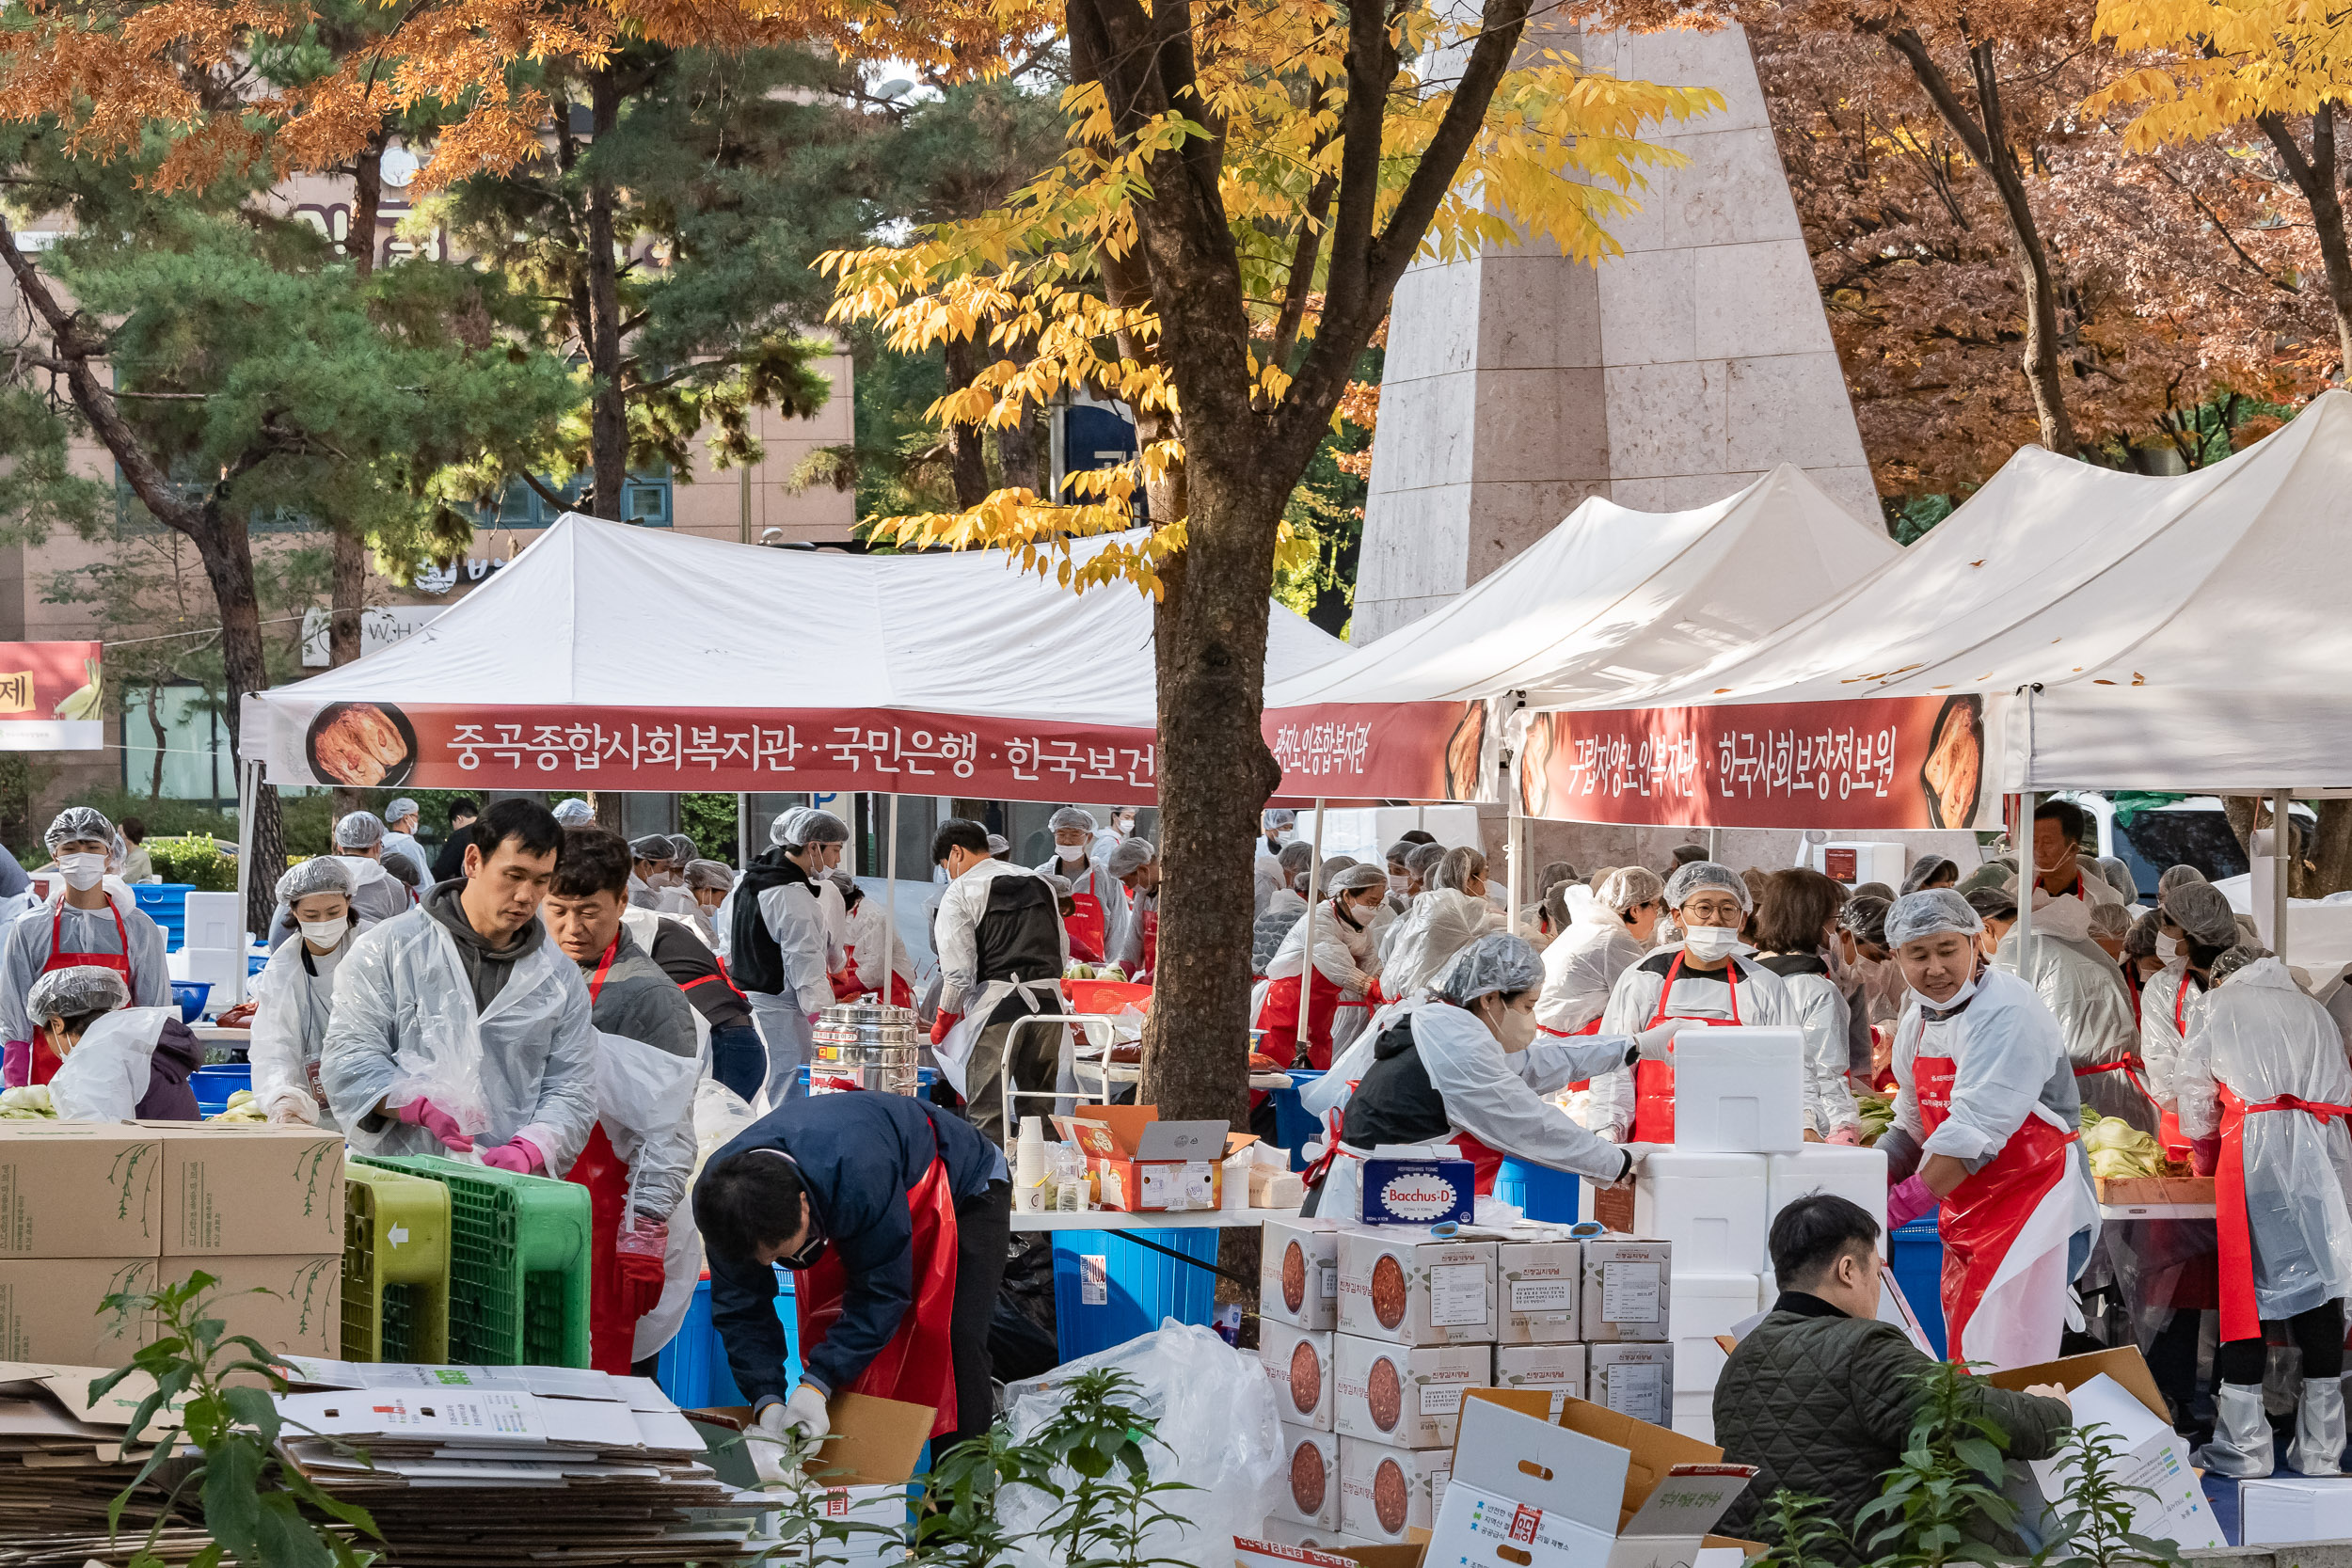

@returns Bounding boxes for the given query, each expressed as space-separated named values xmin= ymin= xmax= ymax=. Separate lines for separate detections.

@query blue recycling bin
xmin=1269 ymin=1070 xmax=1327 ymax=1171
xmin=132 ymin=883 xmax=194 ymax=951
xmin=654 ymin=1271 xmax=800 ymax=1410
xmin=1494 ymin=1160 xmax=1581 ymax=1223
xmin=1049 ymin=1227 xmax=1220 ymax=1360
xmin=1890 ymin=1214 xmax=1947 ymax=1356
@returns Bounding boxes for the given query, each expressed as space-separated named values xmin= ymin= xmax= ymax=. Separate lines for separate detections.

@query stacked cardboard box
xmin=0 ymin=1124 xmax=163 ymax=1366
xmin=146 ymin=1122 xmax=346 ymax=1359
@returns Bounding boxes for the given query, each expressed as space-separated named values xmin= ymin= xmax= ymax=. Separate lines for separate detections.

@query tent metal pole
xmin=737 ymin=793 xmax=748 ymax=867
xmin=1297 ymin=799 xmax=1326 ymax=1061
xmin=2274 ymin=789 xmax=2293 ymax=958
xmin=886 ymin=793 xmax=900 ymax=1002
xmin=236 ymin=758 xmax=259 ymax=947
xmin=2009 ymin=791 xmax=2032 ymax=974
xmin=1506 ymin=772 xmax=1523 ymax=938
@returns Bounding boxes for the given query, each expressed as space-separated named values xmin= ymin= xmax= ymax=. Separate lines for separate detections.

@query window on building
xmin=119 ymin=683 xmax=232 ymax=807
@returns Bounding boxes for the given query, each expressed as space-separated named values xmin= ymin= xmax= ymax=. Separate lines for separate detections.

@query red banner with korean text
xmin=261 ymin=700 xmax=1163 ymax=801
xmin=1263 ymin=701 xmax=1490 ymax=802
xmin=1521 ymin=693 xmax=2003 ymax=830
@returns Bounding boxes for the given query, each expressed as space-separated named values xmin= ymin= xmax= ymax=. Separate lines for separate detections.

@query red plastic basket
xmin=1061 ymin=977 xmax=1152 ymax=1015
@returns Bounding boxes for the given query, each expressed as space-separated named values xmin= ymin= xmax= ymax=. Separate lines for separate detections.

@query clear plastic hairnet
xmin=385 ymin=798 xmax=420 ymax=823
xmin=772 ymin=808 xmax=850 ymax=848
xmin=986 ymin=833 xmax=1010 ymax=856
xmin=629 ymin=833 xmax=675 ymax=862
xmin=1595 ymin=865 xmax=1665 ymax=915
xmin=1430 ymin=847 xmax=1486 ymax=893
xmin=551 ymin=799 xmax=594 ymax=826
xmin=1663 ymin=860 xmax=1750 ymax=912
xmin=1384 ymin=839 xmax=1419 ymax=867
xmin=1323 ymin=855 xmax=1359 ymax=878
xmin=1885 ymin=887 xmax=1984 ymax=947
xmin=1278 ymin=839 xmax=1315 ymax=877
xmin=1263 ymin=809 xmax=1296 ymax=831
xmin=1842 ymin=894 xmax=1891 ymax=946
xmin=1406 ymin=843 xmax=1448 ymax=877
xmin=665 ymin=833 xmax=697 ymax=865
xmin=2157 ymin=864 xmax=2206 ymax=897
xmin=2166 ymin=880 xmax=2241 ymax=947
xmin=2236 ymin=912 xmax=2263 ymax=944
xmin=1041 ymin=872 xmax=1073 ymax=897
xmin=1899 ymin=856 xmax=1958 ymax=895
xmin=1536 ymin=861 xmax=1578 ymax=895
xmin=2094 ymin=855 xmax=2137 ymax=900
xmin=1434 ymin=932 xmax=1546 ymax=1006
xmin=684 ymin=859 xmax=736 ymax=894
xmin=1957 ymin=862 xmax=2012 ymax=896
xmin=1543 ymin=884 xmax=1572 ymax=929
xmin=333 ymin=811 xmax=386 ymax=849
xmin=1380 ymin=890 xmax=1497 ymax=996
xmin=26 ymin=964 xmax=130 ymax=1023
xmin=1327 ymin=862 xmax=1389 ymax=896
xmin=2213 ymin=943 xmax=2272 ymax=986
xmin=1965 ymin=886 xmax=2018 ymax=924
xmin=277 ymin=857 xmax=354 ymax=906
xmin=2087 ymin=901 xmax=2133 ymax=941
xmin=1050 ymin=807 xmax=1098 ymax=834
xmin=44 ymin=807 xmax=115 ymax=858
xmin=1105 ymin=838 xmax=1155 ymax=878
xmin=826 ymin=869 xmax=859 ymax=900
xmin=2123 ymin=909 xmax=2162 ymax=959
xmin=1851 ymin=880 xmax=1898 ymax=903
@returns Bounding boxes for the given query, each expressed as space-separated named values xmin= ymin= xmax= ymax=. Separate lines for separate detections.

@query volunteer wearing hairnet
xmin=2086 ymin=900 xmax=2133 ymax=961
xmin=0 ymin=807 xmax=170 ymax=1087
xmin=1301 ymin=934 xmax=1684 ymax=1219
xmin=552 ymin=798 xmax=594 ymax=827
xmin=1403 ymin=841 xmax=1447 ymax=898
xmin=628 ymin=833 xmax=679 ymax=910
xmin=1103 ymin=837 xmax=1160 ymax=981
xmin=26 ymin=963 xmax=199 ymax=1122
xmin=251 ymin=858 xmax=358 ymax=1127
xmin=1879 ymin=889 xmax=2098 ymax=1371
xmin=1839 ymin=894 xmax=1907 ymax=1040
xmin=681 ymin=859 xmax=736 ymax=952
xmin=266 ymin=812 xmax=411 ymax=947
xmin=834 ymin=872 xmax=918 ymax=1007
xmin=2172 ymin=944 xmax=2352 ymax=1477
xmin=2094 ymin=855 xmax=2139 ymax=905
xmin=321 ymin=799 xmax=599 ymax=1175
xmin=1254 ymin=810 xmax=1296 ymax=917
xmin=1376 ymin=880 xmax=1499 ymax=1001
xmin=1900 ymin=856 xmax=1960 ymax=895
xmin=379 ymin=799 xmax=433 ymax=886
xmin=1382 ymin=840 xmax=1418 ymax=913
xmin=1256 ymin=863 xmax=1391 ymax=1069
xmin=1535 ymin=866 xmax=1662 ymax=1038
xmin=542 ymin=827 xmax=700 ymax=1375
xmin=1751 ymin=869 xmax=1862 ymax=1143
xmin=730 ymin=809 xmax=848 ymax=1105
xmin=1967 ymin=887 xmax=2153 ymax=1136
xmin=1251 ymin=838 xmax=1317 ymax=975
xmin=2141 ymin=876 xmax=2241 ymax=1161
xmin=929 ymin=818 xmax=1069 ymax=1144
xmin=1036 ymin=807 xmax=1118 ymax=965
xmin=1593 ymin=862 xmax=1797 ymax=1144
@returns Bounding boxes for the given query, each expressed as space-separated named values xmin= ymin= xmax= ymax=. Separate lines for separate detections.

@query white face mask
xmin=2155 ymin=933 xmax=2182 ymax=962
xmin=57 ymin=852 xmax=106 ymax=892
xmin=1486 ymin=1000 xmax=1537 ymax=1053
xmin=1683 ymin=925 xmax=1741 ymax=961
xmin=298 ymin=919 xmax=346 ymax=949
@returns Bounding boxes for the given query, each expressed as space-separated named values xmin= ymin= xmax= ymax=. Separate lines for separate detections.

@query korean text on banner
xmin=0 ymin=642 xmax=103 ymax=752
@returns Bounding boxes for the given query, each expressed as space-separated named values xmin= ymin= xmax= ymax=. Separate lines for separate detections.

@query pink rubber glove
xmin=394 ymin=1097 xmax=473 ymax=1152
xmin=1887 ymin=1174 xmax=1936 ymax=1230
xmin=1826 ymin=1126 xmax=1862 ymax=1146
xmin=479 ymin=1137 xmax=545 ymax=1175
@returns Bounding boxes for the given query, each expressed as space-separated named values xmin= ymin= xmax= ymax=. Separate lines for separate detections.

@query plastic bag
xmin=634 ymin=1077 xmax=759 ymax=1363
xmin=592 ymin=1028 xmax=700 ymax=1223
xmin=51 ymin=1006 xmax=171 ymax=1122
xmin=995 ymin=1318 xmax=1281 ymax=1568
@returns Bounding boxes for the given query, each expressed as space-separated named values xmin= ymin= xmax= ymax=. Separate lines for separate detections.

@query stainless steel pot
xmin=810 ymin=1001 xmax=922 ymax=1096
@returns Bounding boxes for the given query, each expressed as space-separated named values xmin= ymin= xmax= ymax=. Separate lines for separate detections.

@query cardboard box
xmin=1274 ymin=1421 xmax=1343 ymax=1528
xmin=1588 ymin=1343 xmax=1674 ymax=1427
xmin=1427 ymin=1396 xmax=1751 ymax=1568
xmin=0 ymin=1257 xmax=155 ymax=1365
xmin=1671 ymin=1029 xmax=1804 ymax=1153
xmin=700 ymin=1392 xmax=932 ymax=1568
xmin=1241 ymin=1521 xmax=1353 ymax=1554
xmin=156 ymin=1254 xmax=341 ymax=1358
xmin=1498 ymin=1234 xmax=1581 ymax=1344
xmin=0 ymin=1123 xmax=162 ymax=1259
xmin=1338 ymin=1434 xmax=1449 ymax=1544
xmin=1581 ymin=1237 xmax=1671 ymax=1342
xmin=1982 ymin=1350 xmax=2223 ymax=1552
xmin=1263 ymin=1322 xmax=1336 ymax=1432
xmin=1263 ymin=1216 xmax=1341 ymax=1332
xmin=1494 ymin=1342 xmax=1587 ymax=1420
xmin=1338 ymin=1228 xmax=1496 ymax=1346
xmin=1355 ymin=1157 xmax=1474 ymax=1227
xmin=1066 ymin=1106 xmax=1236 ymax=1212
xmin=1334 ymin=1335 xmax=1491 ymax=1449
xmin=2240 ymin=1478 xmax=2352 ymax=1546
xmin=141 ymin=1123 xmax=343 ymax=1258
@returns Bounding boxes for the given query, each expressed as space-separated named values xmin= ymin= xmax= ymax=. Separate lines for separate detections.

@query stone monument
xmin=1352 ymin=25 xmax=1875 ymax=641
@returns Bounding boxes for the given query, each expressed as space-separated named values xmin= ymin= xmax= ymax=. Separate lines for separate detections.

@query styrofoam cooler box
xmin=1764 ymin=1145 xmax=1888 ymax=1267
xmin=1633 ymin=1151 xmax=1766 ymax=1273
xmin=1673 ymin=1028 xmax=1804 ymax=1151
xmin=1670 ymin=1272 xmax=1760 ymax=1393
xmin=1672 ymin=1389 xmax=1715 ymax=1445
xmin=181 ymin=892 xmax=243 ymax=954
xmin=168 ymin=945 xmax=245 ymax=1014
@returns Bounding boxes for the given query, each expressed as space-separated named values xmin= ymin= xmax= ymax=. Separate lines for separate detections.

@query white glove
xmin=748 ymin=1402 xmax=795 ymax=1487
xmin=262 ymin=1087 xmax=320 ymax=1126
xmin=782 ymin=1380 xmax=831 ymax=1441
xmin=1633 ymin=1021 xmax=1685 ymax=1061
xmin=1614 ymin=1143 xmax=1664 ymax=1183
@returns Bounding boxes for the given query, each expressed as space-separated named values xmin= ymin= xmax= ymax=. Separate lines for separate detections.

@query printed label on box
xmin=1510 ymin=1276 xmax=1573 ymax=1311
xmin=1603 ymin=1363 xmax=1661 ymax=1416
xmin=1603 ymin=1261 xmax=1661 ymax=1323
xmin=1421 ymin=1384 xmax=1467 ymax=1417
xmin=1320 ymin=1264 xmax=1337 ymax=1299
xmin=1081 ymin=1255 xmax=1108 ymax=1307
xmin=1429 ymin=1264 xmax=1486 ymax=1327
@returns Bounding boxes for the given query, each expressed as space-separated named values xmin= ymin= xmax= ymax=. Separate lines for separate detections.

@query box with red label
xmin=1356 ymin=1157 xmax=1474 ymax=1227
xmin=1063 ymin=1106 xmax=1243 ymax=1212
xmin=1498 ymin=1234 xmax=1582 ymax=1344
xmin=1262 ymin=1321 xmax=1335 ymax=1432
xmin=1338 ymin=1434 xmax=1450 ymax=1544
xmin=1334 ymin=1334 xmax=1490 ymax=1449
xmin=1337 ymin=1227 xmax=1496 ymax=1345
xmin=1273 ymin=1421 xmax=1342 ymax=1528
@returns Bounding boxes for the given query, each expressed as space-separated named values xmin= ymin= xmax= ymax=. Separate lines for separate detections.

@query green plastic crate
xmin=342 ymin=1164 xmax=452 ymax=1364
xmin=353 ymin=1153 xmax=592 ymax=1368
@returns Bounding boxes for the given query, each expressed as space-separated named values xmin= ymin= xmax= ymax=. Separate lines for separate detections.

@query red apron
xmin=833 ymin=948 xmax=914 ymax=1008
xmin=1138 ymin=908 xmax=1158 ymax=982
xmin=794 ymin=1140 xmax=961 ymax=1437
xmin=2074 ymin=1057 xmax=2164 ymax=1132
xmin=2214 ymin=1084 xmax=2352 ymax=1342
xmin=28 ymin=901 xmax=138 ymax=1086
xmin=1632 ymin=954 xmax=1740 ymax=1144
xmin=2153 ymin=975 xmax=2201 ymax=1161
xmin=1258 ymin=966 xmax=1343 ymax=1070
xmin=1064 ymin=878 xmax=1107 ymax=965
xmin=1915 ymin=1052 xmax=2083 ymax=1366
xmin=570 ymin=939 xmax=660 ymax=1375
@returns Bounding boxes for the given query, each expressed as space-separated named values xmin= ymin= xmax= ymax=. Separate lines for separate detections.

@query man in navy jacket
xmin=695 ymin=1092 xmax=1009 ymax=1472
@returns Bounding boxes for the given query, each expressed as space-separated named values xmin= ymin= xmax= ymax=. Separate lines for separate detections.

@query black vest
xmin=728 ymin=847 xmax=814 ymax=995
xmin=1336 ymin=1016 xmax=1451 ymax=1151
xmin=975 ymin=872 xmax=1063 ymax=987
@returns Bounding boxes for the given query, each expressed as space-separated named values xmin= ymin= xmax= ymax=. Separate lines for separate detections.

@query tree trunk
xmin=2256 ymin=106 xmax=2352 ymax=381
xmin=186 ymin=508 xmax=284 ymax=933
xmin=998 ymin=391 xmax=1042 ymax=496
xmin=2309 ymin=800 xmax=2352 ymax=896
xmin=328 ymin=129 xmax=386 ymax=820
xmin=941 ymin=335 xmax=990 ymax=509
xmin=584 ymin=71 xmax=629 ymax=518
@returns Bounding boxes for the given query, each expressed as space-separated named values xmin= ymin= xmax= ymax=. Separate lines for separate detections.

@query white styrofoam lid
xmin=1667 ymin=1272 xmax=1763 ymax=1299
xmin=1639 ymin=1150 xmax=1769 ymax=1178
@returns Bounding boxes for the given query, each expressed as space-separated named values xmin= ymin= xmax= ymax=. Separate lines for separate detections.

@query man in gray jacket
xmin=1714 ymin=1195 xmax=2074 ymax=1560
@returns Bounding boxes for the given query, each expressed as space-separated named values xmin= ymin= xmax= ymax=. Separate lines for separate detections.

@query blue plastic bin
xmin=654 ymin=1272 xmax=800 ymax=1410
xmin=188 ymin=1061 xmax=251 ymax=1117
xmin=1494 ymin=1160 xmax=1581 ymax=1223
xmin=169 ymin=981 xmax=211 ymax=1023
xmin=132 ymin=883 xmax=194 ymax=951
xmin=1890 ymin=1214 xmax=1947 ymax=1356
xmin=1050 ymin=1227 xmax=1219 ymax=1361
xmin=1269 ymin=1070 xmax=1327 ymax=1171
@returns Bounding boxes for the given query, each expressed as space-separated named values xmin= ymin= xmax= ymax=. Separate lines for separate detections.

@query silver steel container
xmin=810 ymin=1001 xmax=922 ymax=1096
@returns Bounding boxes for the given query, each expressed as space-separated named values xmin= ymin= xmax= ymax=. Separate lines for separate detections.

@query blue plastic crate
xmin=1050 ymin=1227 xmax=1219 ymax=1361
xmin=188 ymin=1062 xmax=251 ymax=1117
xmin=1890 ymin=1214 xmax=1947 ymax=1356
xmin=654 ymin=1271 xmax=800 ymax=1411
xmin=1268 ymin=1071 xmax=1326 ymax=1172
xmin=132 ymin=883 xmax=193 ymax=951
xmin=1494 ymin=1160 xmax=1581 ymax=1223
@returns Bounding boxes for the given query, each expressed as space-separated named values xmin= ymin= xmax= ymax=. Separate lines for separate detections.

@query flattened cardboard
xmin=0 ymin=1124 xmax=161 ymax=1259
xmin=1982 ymin=1360 xmax=2221 ymax=1552
xmin=1980 ymin=1346 xmax=2167 ymax=1423
xmin=138 ymin=1123 xmax=342 ymax=1258
xmin=0 ymin=1259 xmax=154 ymax=1367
